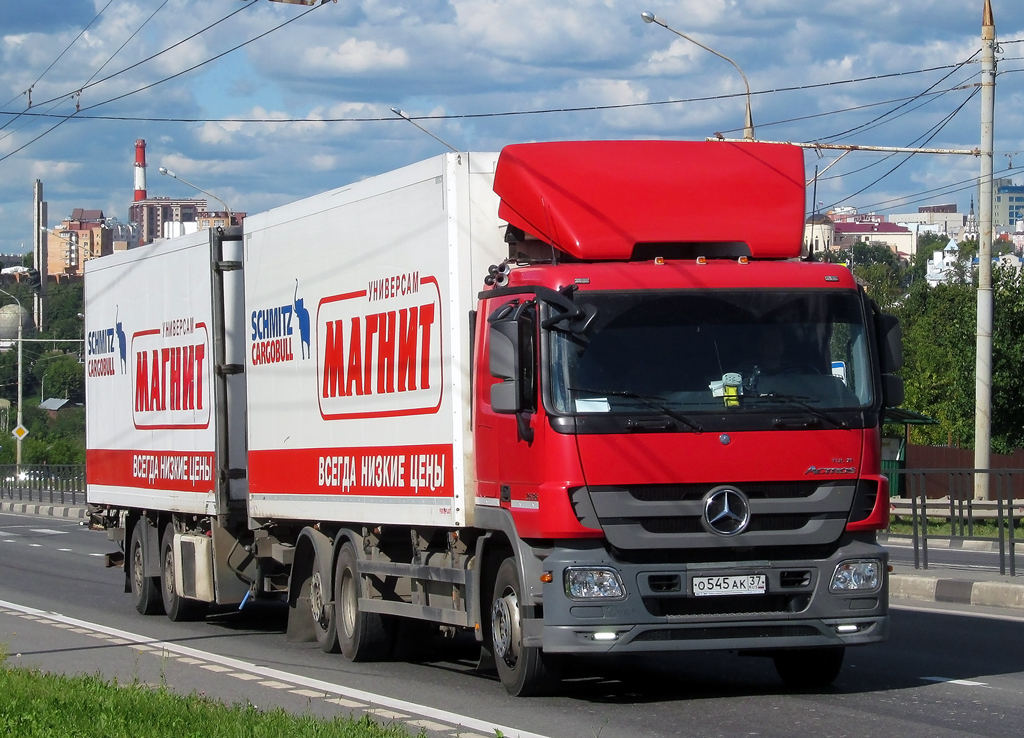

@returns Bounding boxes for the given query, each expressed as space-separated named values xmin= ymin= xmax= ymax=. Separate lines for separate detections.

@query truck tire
xmin=490 ymin=557 xmax=557 ymax=696
xmin=129 ymin=521 xmax=163 ymax=616
xmin=773 ymin=646 xmax=845 ymax=688
xmin=310 ymin=544 xmax=340 ymax=654
xmin=335 ymin=542 xmax=391 ymax=661
xmin=160 ymin=525 xmax=208 ymax=622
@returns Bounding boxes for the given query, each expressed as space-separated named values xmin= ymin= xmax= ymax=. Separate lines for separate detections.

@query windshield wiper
xmin=568 ymin=387 xmax=704 ymax=433
xmin=750 ymin=392 xmax=849 ymax=429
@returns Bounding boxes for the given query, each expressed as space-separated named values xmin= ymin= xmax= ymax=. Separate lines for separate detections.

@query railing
xmin=888 ymin=468 xmax=1021 ymax=576
xmin=0 ymin=464 xmax=85 ymax=506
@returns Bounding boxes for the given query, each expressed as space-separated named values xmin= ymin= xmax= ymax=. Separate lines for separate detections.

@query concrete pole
xmin=974 ymin=0 xmax=996 ymax=501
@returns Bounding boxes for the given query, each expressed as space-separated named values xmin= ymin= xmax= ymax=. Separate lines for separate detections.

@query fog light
xmin=830 ymin=560 xmax=881 ymax=592
xmin=593 ymin=631 xmax=618 ymax=641
xmin=564 ymin=567 xmax=625 ymax=599
xmin=836 ymin=624 xmax=859 ymax=633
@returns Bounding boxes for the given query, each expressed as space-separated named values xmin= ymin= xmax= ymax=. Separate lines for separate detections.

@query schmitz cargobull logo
xmin=86 ymin=305 xmax=128 ymax=378
xmin=131 ymin=317 xmax=212 ymax=429
xmin=316 ymin=272 xmax=442 ymax=420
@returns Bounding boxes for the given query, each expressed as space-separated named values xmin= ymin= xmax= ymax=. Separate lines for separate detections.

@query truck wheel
xmin=310 ymin=545 xmax=340 ymax=654
xmin=491 ymin=557 xmax=557 ymax=696
xmin=773 ymin=646 xmax=845 ymax=688
xmin=129 ymin=522 xmax=163 ymax=616
xmin=160 ymin=525 xmax=208 ymax=622
xmin=335 ymin=542 xmax=391 ymax=661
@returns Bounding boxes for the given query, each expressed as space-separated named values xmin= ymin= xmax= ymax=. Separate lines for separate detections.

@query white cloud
xmin=308 ymin=38 xmax=409 ymax=74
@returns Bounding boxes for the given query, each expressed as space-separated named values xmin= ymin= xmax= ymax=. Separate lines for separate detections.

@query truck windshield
xmin=548 ymin=290 xmax=874 ymax=419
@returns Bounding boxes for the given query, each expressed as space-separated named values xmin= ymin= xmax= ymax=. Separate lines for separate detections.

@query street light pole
xmin=974 ymin=0 xmax=997 ymax=501
xmin=641 ymin=11 xmax=755 ymax=140
xmin=158 ymin=168 xmax=233 ymax=227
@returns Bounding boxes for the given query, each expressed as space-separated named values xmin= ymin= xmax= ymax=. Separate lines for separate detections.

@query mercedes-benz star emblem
xmin=702 ymin=487 xmax=751 ymax=536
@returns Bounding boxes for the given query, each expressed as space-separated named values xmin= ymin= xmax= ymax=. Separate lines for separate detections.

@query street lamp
xmin=158 ymin=167 xmax=233 ymax=228
xmin=0 ymin=288 xmax=25 ymax=473
xmin=641 ymin=11 xmax=755 ymax=141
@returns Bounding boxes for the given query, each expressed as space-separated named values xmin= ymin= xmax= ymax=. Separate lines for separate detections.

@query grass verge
xmin=0 ymin=662 xmax=424 ymax=738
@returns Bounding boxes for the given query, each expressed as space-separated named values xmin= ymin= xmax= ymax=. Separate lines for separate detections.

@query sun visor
xmin=493 ymin=140 xmax=806 ymax=260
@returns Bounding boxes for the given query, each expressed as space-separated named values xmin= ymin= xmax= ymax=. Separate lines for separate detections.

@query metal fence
xmin=0 ymin=464 xmax=85 ymax=505
xmin=888 ymin=468 xmax=1021 ymax=576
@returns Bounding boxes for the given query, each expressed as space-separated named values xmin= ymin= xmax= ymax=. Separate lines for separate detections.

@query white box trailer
xmin=242 ymin=152 xmax=503 ymax=528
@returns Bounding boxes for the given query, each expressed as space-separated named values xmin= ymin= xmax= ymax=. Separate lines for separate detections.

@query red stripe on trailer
xmin=87 ymin=449 xmax=215 ymax=494
xmin=248 ymin=444 xmax=454 ymax=498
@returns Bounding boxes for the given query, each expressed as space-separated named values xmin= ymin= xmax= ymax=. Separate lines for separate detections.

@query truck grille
xmin=572 ymin=482 xmax=855 ymax=551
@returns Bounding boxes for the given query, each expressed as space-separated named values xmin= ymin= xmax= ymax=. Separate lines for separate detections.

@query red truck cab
xmin=472 ymin=140 xmax=901 ymax=695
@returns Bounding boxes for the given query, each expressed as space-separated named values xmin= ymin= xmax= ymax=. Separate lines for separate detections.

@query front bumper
xmin=535 ymin=538 xmax=889 ymax=654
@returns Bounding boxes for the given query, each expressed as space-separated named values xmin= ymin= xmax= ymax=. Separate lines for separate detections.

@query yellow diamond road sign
xmin=12 ymin=425 xmax=28 ymax=440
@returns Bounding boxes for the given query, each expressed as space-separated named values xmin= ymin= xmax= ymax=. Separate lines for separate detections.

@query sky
xmin=1 ymin=0 xmax=1022 ymax=255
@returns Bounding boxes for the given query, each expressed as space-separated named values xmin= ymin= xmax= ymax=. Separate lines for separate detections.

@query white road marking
xmin=922 ymin=676 xmax=990 ymax=687
xmin=229 ymin=672 xmax=262 ymax=681
xmin=290 ymin=689 xmax=325 ymax=698
xmin=259 ymin=680 xmax=292 ymax=689
xmin=0 ymin=597 xmax=553 ymax=738
xmin=30 ymin=529 xmax=67 ymax=535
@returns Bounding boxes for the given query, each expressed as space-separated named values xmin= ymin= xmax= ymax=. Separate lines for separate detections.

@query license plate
xmin=692 ymin=574 xmax=767 ymax=597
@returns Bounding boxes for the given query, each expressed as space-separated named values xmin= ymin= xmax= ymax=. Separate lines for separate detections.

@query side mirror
xmin=876 ymin=313 xmax=902 ymax=373
xmin=488 ymin=302 xmax=535 ymax=414
xmin=881 ymin=373 xmax=904 ymax=408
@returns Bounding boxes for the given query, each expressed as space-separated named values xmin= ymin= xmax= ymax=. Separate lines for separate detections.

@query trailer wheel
xmin=160 ymin=525 xmax=208 ymax=622
xmin=773 ymin=646 xmax=845 ymax=688
xmin=490 ymin=557 xmax=557 ymax=696
xmin=336 ymin=542 xmax=391 ymax=661
xmin=129 ymin=521 xmax=163 ymax=616
xmin=310 ymin=545 xmax=340 ymax=654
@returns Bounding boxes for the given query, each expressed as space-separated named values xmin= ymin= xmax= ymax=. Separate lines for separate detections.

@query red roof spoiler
xmin=493 ymin=140 xmax=806 ymax=260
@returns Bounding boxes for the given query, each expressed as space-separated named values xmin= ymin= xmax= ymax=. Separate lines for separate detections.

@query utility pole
xmin=974 ymin=0 xmax=996 ymax=501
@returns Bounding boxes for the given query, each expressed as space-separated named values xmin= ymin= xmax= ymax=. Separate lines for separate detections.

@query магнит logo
xmin=316 ymin=271 xmax=442 ymax=420
xmin=131 ymin=317 xmax=211 ymax=430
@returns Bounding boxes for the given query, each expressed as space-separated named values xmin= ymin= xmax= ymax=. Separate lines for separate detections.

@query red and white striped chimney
xmin=133 ymin=139 xmax=147 ymax=202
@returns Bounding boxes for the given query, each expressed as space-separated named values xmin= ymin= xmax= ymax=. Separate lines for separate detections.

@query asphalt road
xmin=1 ymin=509 xmax=1023 ymax=738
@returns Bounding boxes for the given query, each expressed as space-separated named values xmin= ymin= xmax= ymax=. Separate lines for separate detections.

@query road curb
xmin=890 ymin=574 xmax=1024 ymax=611
xmin=0 ymin=501 xmax=88 ymax=520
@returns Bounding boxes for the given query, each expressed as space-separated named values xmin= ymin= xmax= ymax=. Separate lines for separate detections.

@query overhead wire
xmin=0 ymin=0 xmax=116 ymax=130
xmin=825 ymin=85 xmax=982 ymax=211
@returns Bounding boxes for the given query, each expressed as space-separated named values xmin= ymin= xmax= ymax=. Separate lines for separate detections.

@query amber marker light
xmin=540 ymin=572 xmax=553 ymax=583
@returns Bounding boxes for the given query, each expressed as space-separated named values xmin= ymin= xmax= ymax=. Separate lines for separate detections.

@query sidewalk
xmin=5 ymin=501 xmax=1024 ymax=613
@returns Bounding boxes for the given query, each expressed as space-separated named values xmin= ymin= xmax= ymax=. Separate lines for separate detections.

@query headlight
xmin=830 ymin=560 xmax=881 ymax=592
xmin=564 ymin=567 xmax=625 ymax=599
